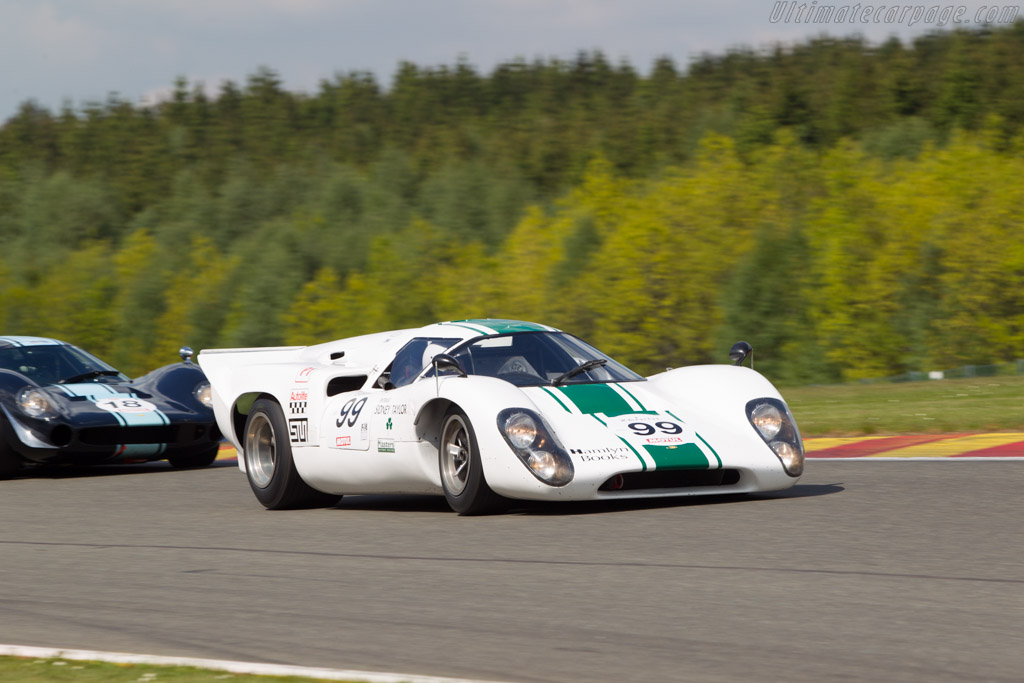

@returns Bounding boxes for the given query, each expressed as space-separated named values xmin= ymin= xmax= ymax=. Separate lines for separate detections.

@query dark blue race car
xmin=0 ymin=336 xmax=221 ymax=478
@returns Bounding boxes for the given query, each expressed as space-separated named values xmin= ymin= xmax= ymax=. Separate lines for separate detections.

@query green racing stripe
xmin=552 ymin=384 xmax=717 ymax=471
xmin=555 ymin=383 xmax=635 ymax=416
xmin=540 ymin=386 xmax=573 ymax=413
xmin=446 ymin=319 xmax=554 ymax=334
xmin=641 ymin=443 xmax=711 ymax=469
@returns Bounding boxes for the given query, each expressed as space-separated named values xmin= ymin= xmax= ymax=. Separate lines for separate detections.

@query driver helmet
xmin=421 ymin=342 xmax=448 ymax=371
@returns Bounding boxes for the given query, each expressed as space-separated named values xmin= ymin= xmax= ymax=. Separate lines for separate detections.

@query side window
xmin=383 ymin=337 xmax=461 ymax=389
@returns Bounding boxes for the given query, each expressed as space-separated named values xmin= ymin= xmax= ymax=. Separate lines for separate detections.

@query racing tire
xmin=167 ymin=444 xmax=220 ymax=469
xmin=0 ymin=432 xmax=20 ymax=479
xmin=439 ymin=407 xmax=505 ymax=515
xmin=243 ymin=399 xmax=341 ymax=510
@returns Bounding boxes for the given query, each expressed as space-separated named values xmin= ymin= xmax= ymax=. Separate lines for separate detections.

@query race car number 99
xmin=626 ymin=420 xmax=683 ymax=436
xmin=336 ymin=397 xmax=366 ymax=428
xmin=608 ymin=414 xmax=693 ymax=447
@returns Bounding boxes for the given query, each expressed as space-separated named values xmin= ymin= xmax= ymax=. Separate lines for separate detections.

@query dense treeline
xmin=0 ymin=25 xmax=1022 ymax=383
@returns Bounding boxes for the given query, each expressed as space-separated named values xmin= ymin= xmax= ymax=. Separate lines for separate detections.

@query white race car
xmin=198 ymin=319 xmax=804 ymax=514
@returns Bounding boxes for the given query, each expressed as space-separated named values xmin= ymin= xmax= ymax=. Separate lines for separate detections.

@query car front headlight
xmin=18 ymin=388 xmax=59 ymax=419
xmin=194 ymin=381 xmax=213 ymax=407
xmin=750 ymin=402 xmax=783 ymax=439
xmin=497 ymin=408 xmax=573 ymax=486
xmin=503 ymin=412 xmax=538 ymax=449
xmin=746 ymin=398 xmax=804 ymax=477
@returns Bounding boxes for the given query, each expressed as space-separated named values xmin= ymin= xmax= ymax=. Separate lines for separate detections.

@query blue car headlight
xmin=18 ymin=388 xmax=59 ymax=419
xmin=497 ymin=408 xmax=574 ymax=486
xmin=746 ymin=398 xmax=804 ymax=477
xmin=194 ymin=381 xmax=213 ymax=408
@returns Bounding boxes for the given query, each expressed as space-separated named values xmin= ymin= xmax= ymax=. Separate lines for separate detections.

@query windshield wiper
xmin=551 ymin=358 xmax=608 ymax=386
xmin=59 ymin=370 xmax=121 ymax=384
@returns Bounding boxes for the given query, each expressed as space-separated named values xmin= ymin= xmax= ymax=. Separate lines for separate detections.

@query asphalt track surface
xmin=1 ymin=459 xmax=1022 ymax=683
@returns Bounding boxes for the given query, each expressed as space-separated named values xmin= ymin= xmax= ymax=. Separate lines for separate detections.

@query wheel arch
xmin=416 ymin=396 xmax=502 ymax=495
xmin=414 ymin=397 xmax=456 ymax=449
xmin=232 ymin=392 xmax=277 ymax=459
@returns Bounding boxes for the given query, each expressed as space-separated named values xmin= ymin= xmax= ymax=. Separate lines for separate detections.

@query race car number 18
xmin=95 ymin=397 xmax=157 ymax=413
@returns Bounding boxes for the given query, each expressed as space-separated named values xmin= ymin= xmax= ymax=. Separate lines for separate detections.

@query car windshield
xmin=438 ymin=332 xmax=644 ymax=387
xmin=0 ymin=344 xmax=126 ymax=386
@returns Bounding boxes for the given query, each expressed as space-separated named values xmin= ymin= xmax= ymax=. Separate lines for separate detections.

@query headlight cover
xmin=745 ymin=397 xmax=804 ymax=477
xmin=18 ymin=388 xmax=59 ymax=419
xmin=497 ymin=408 xmax=574 ymax=486
xmin=194 ymin=381 xmax=213 ymax=408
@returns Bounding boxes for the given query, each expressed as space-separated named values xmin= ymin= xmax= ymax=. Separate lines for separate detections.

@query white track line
xmin=0 ymin=644 xmax=512 ymax=683
xmin=807 ymin=457 xmax=1024 ymax=461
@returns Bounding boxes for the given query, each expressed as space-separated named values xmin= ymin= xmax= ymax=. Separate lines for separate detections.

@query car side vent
xmin=327 ymin=375 xmax=367 ymax=396
xmin=330 ymin=351 xmax=345 ymax=360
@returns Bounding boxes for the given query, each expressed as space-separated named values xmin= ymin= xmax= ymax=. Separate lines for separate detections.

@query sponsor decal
xmin=290 ymin=390 xmax=308 ymax=401
xmin=570 ymin=446 xmax=632 ymax=462
xmin=289 ymin=418 xmax=308 ymax=444
xmin=373 ymin=402 xmax=408 ymax=416
xmin=360 ymin=423 xmax=368 ymax=442
xmin=336 ymin=435 xmax=352 ymax=447
xmin=570 ymin=446 xmax=630 ymax=455
xmin=377 ymin=438 xmax=395 ymax=453
xmin=95 ymin=398 xmax=158 ymax=414
xmin=289 ymin=400 xmax=307 ymax=414
xmin=385 ymin=417 xmax=393 ymax=430
xmin=295 ymin=367 xmax=314 ymax=383
xmin=579 ymin=453 xmax=631 ymax=462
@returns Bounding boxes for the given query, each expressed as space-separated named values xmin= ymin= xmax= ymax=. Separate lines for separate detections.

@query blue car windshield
xmin=0 ymin=344 xmax=125 ymax=385
xmin=441 ymin=332 xmax=644 ymax=387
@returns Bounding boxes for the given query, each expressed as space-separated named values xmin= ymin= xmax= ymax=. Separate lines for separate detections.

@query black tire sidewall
xmin=167 ymin=444 xmax=219 ymax=468
xmin=243 ymin=398 xmax=339 ymax=509
xmin=245 ymin=400 xmax=288 ymax=507
xmin=0 ymin=427 xmax=20 ymax=479
xmin=440 ymin=408 xmax=501 ymax=515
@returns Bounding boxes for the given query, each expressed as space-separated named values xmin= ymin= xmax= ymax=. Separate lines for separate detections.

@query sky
xmin=0 ymin=0 xmax=1018 ymax=121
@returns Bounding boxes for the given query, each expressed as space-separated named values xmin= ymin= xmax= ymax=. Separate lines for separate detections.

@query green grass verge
xmin=783 ymin=375 xmax=1024 ymax=436
xmin=0 ymin=656 xmax=347 ymax=683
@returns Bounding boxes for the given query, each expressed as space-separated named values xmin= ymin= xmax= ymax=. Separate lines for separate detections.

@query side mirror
xmin=729 ymin=341 xmax=752 ymax=367
xmin=179 ymin=346 xmax=194 ymax=364
xmin=432 ymin=353 xmax=467 ymax=378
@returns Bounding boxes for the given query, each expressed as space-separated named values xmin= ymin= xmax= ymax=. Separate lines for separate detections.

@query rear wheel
xmin=439 ymin=407 xmax=504 ymax=515
xmin=243 ymin=399 xmax=341 ymax=509
xmin=167 ymin=444 xmax=219 ymax=469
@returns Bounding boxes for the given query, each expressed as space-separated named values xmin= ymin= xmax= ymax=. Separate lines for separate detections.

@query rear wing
xmin=198 ymin=346 xmax=304 ymax=369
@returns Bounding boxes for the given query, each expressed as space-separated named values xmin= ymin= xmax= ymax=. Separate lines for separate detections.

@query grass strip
xmin=0 ymin=656 xmax=344 ymax=682
xmin=782 ymin=375 xmax=1024 ymax=436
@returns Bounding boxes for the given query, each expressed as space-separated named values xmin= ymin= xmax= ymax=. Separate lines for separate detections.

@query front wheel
xmin=243 ymin=399 xmax=341 ymax=510
xmin=167 ymin=444 xmax=219 ymax=469
xmin=439 ymin=407 xmax=504 ymax=515
xmin=0 ymin=431 xmax=20 ymax=479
